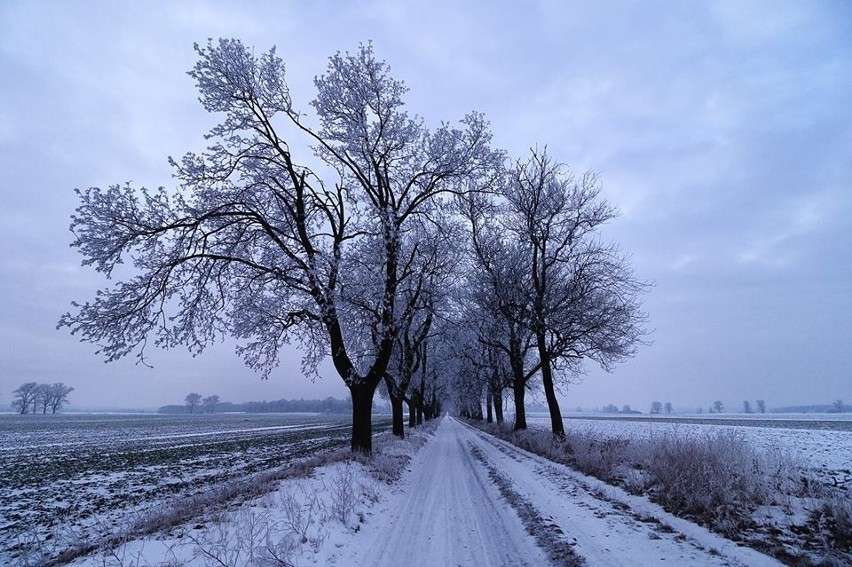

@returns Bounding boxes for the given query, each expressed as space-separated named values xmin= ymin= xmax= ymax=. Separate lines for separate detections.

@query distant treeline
xmin=774 ymin=403 xmax=848 ymax=414
xmin=158 ymin=397 xmax=352 ymax=414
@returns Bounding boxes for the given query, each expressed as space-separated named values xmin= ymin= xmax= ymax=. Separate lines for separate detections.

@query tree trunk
xmin=493 ymin=388 xmax=504 ymax=423
xmin=486 ymin=389 xmax=493 ymax=423
xmin=350 ymin=383 xmax=376 ymax=454
xmin=537 ymin=333 xmax=565 ymax=436
xmin=390 ymin=395 xmax=405 ymax=439
xmin=385 ymin=377 xmax=405 ymax=439
xmin=407 ymin=399 xmax=416 ymax=428
xmin=513 ymin=380 xmax=527 ymax=430
xmin=416 ymin=405 xmax=424 ymax=425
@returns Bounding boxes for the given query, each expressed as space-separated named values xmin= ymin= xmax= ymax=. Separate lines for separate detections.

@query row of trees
xmin=184 ymin=393 xmax=220 ymax=413
xmin=706 ymin=400 xmax=767 ymax=414
xmin=59 ymin=40 xmax=648 ymax=452
xmin=11 ymin=382 xmax=74 ymax=414
xmin=160 ymin=396 xmax=353 ymax=414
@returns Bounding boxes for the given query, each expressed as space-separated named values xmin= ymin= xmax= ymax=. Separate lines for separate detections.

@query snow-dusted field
xmin=5 ymin=413 xmax=849 ymax=566
xmin=0 ymin=413 xmax=389 ymax=565
xmin=528 ymin=412 xmax=852 ymax=489
xmin=63 ymin=418 xmax=789 ymax=567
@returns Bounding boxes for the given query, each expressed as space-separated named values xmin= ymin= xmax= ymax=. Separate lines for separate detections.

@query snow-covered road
xmin=338 ymin=417 xmax=785 ymax=567
xmin=351 ymin=417 xmax=549 ymax=566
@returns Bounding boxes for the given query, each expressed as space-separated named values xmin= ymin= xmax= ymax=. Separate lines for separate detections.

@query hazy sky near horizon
xmin=1 ymin=1 xmax=850 ymax=412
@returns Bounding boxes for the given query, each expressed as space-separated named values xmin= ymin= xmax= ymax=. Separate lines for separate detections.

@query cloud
xmin=1 ymin=0 xmax=850 ymax=409
xmin=737 ymin=189 xmax=847 ymax=267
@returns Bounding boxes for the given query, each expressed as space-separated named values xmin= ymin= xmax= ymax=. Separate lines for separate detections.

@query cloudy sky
xmin=1 ymin=1 xmax=850 ymax=412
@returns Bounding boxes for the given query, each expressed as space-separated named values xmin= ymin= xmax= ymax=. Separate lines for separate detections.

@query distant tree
xmin=833 ymin=399 xmax=844 ymax=413
xmin=185 ymin=393 xmax=203 ymax=413
xmin=756 ymin=399 xmax=766 ymax=414
xmin=664 ymin=402 xmax=673 ymax=415
xmin=47 ymin=383 xmax=74 ymax=413
xmin=602 ymin=404 xmax=619 ymax=413
xmin=650 ymin=401 xmax=662 ymax=414
xmin=35 ymin=384 xmax=51 ymax=414
xmin=743 ymin=400 xmax=752 ymax=414
xmin=621 ymin=404 xmax=632 ymax=413
xmin=202 ymin=395 xmax=220 ymax=413
xmin=713 ymin=400 xmax=724 ymax=413
xmin=12 ymin=382 xmax=39 ymax=414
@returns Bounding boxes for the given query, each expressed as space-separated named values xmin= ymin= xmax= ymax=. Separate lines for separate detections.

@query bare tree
xmin=12 ymin=382 xmax=39 ymax=414
xmin=664 ymin=402 xmax=673 ymax=415
xmin=58 ymin=40 xmax=501 ymax=453
xmin=502 ymin=148 xmax=648 ymax=436
xmin=377 ymin=218 xmax=457 ymax=437
xmin=185 ymin=392 xmax=203 ymax=413
xmin=743 ymin=400 xmax=752 ymax=414
xmin=650 ymin=401 xmax=662 ymax=414
xmin=35 ymin=384 xmax=51 ymax=414
xmin=713 ymin=400 xmax=724 ymax=413
xmin=203 ymin=394 xmax=220 ymax=413
xmin=833 ymin=399 xmax=844 ymax=413
xmin=461 ymin=194 xmax=541 ymax=430
xmin=756 ymin=399 xmax=766 ymax=414
xmin=47 ymin=383 xmax=74 ymax=413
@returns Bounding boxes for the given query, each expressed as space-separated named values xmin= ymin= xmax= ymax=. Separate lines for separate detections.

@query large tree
xmin=12 ymin=382 xmax=39 ymax=414
xmin=59 ymin=40 xmax=500 ymax=453
xmin=185 ymin=392 xmax=203 ymax=413
xmin=503 ymin=148 xmax=648 ymax=436
xmin=461 ymin=194 xmax=542 ymax=430
xmin=380 ymin=217 xmax=460 ymax=436
xmin=47 ymin=383 xmax=74 ymax=413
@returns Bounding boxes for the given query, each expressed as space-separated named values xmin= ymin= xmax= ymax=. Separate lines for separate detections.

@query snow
xmin=337 ymin=418 xmax=548 ymax=566
xmin=68 ymin=416 xmax=789 ymax=566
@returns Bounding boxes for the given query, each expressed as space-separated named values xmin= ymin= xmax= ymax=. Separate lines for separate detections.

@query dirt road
xmin=344 ymin=417 xmax=784 ymax=567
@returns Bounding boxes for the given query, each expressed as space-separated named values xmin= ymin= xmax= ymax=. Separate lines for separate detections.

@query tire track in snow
xmin=468 ymin=442 xmax=586 ymax=566
xmin=349 ymin=417 xmax=550 ymax=566
xmin=460 ymin=420 xmax=786 ymax=567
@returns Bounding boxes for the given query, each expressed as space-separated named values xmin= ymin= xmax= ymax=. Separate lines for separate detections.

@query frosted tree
xmin=59 ymin=39 xmax=501 ymax=453
xmin=185 ymin=392 xmax=203 ymax=413
xmin=35 ymin=384 xmax=52 ymax=414
xmin=498 ymin=147 xmax=648 ymax=436
xmin=203 ymin=394 xmax=220 ymax=413
xmin=12 ymin=382 xmax=39 ymax=414
xmin=459 ymin=193 xmax=541 ymax=430
xmin=47 ymin=383 xmax=74 ymax=413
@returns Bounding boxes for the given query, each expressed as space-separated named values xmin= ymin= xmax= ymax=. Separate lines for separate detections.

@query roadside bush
xmin=568 ymin=433 xmax=632 ymax=482
xmin=643 ymin=430 xmax=765 ymax=535
xmin=817 ymin=494 xmax=852 ymax=552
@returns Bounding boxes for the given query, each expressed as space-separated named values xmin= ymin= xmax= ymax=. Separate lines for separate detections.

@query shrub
xmin=643 ymin=430 xmax=765 ymax=535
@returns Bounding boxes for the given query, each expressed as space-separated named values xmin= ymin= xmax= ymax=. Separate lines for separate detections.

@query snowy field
xmin=0 ymin=412 xmax=389 ymax=564
xmin=61 ymin=418 xmax=794 ymax=567
xmin=527 ymin=412 xmax=852 ymax=489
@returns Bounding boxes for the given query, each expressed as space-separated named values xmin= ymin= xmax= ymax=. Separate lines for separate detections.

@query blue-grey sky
xmin=1 ymin=1 xmax=850 ymax=411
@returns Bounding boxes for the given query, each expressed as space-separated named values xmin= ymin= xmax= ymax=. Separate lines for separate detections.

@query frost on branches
xmin=59 ymin=39 xmax=502 ymax=453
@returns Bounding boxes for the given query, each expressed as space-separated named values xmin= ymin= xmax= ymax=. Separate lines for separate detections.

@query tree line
xmin=11 ymin=382 xmax=73 ymax=414
xmin=158 ymin=395 xmax=352 ymax=414
xmin=59 ymin=39 xmax=648 ymax=453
